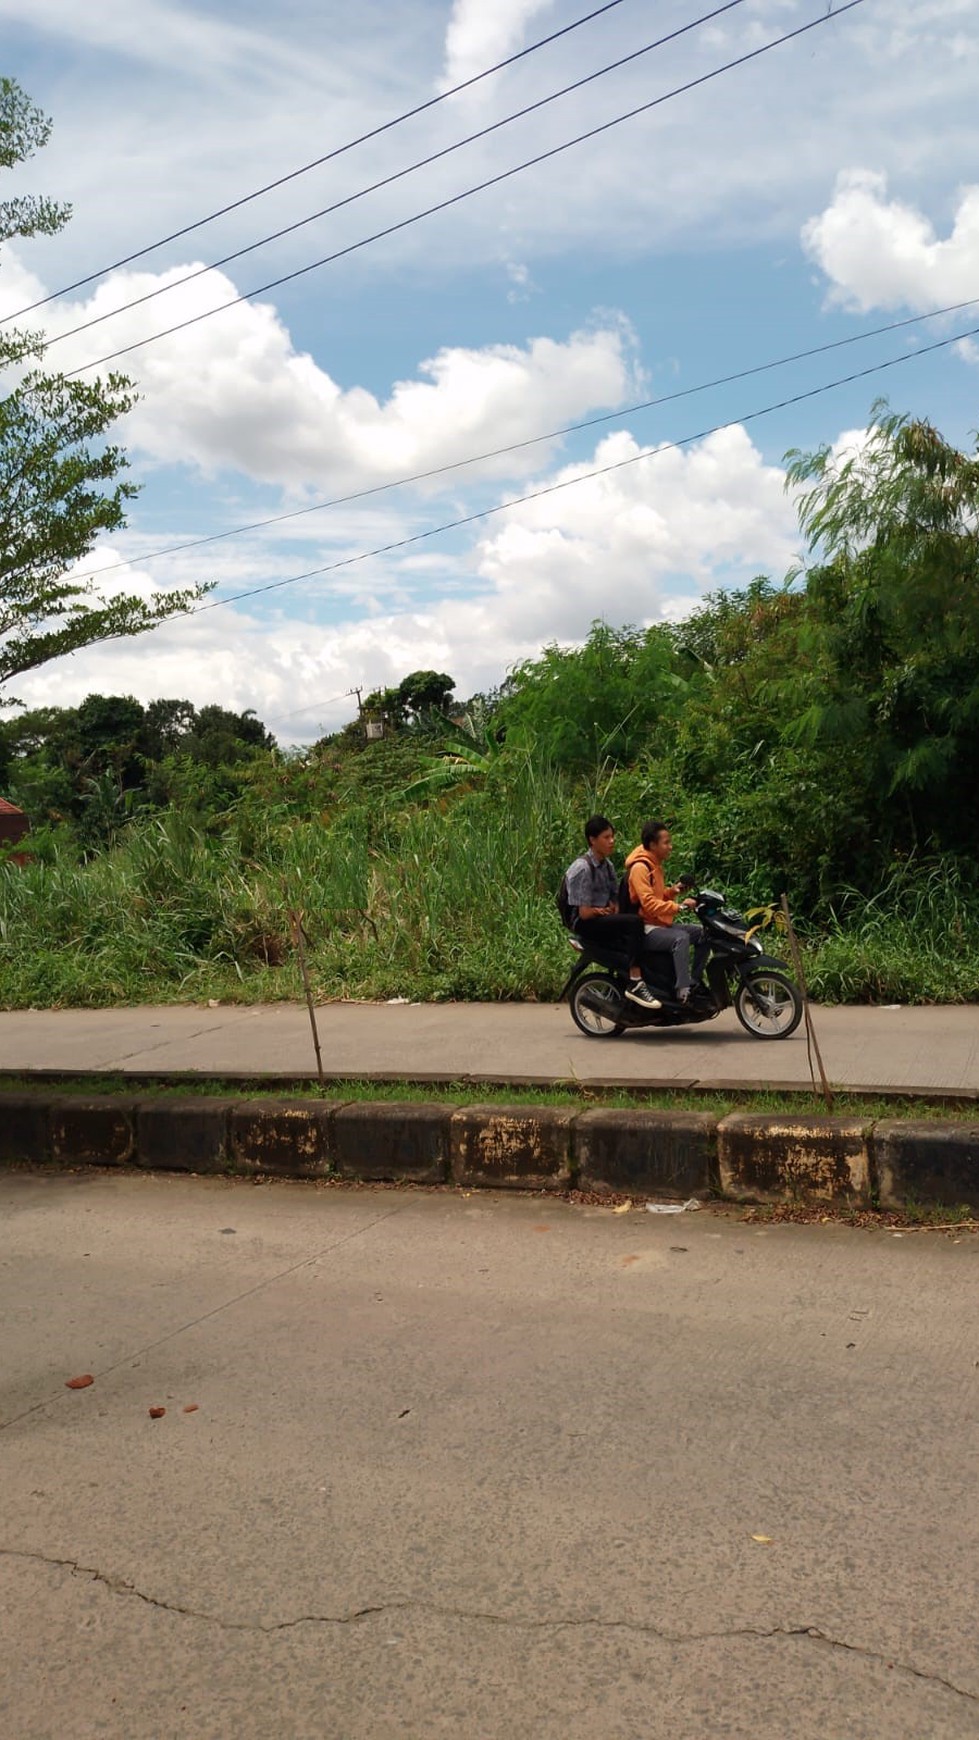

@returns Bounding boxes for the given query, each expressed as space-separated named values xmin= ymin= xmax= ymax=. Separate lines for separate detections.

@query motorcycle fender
xmin=557 ymin=956 xmax=590 ymax=1003
xmin=739 ymin=953 xmax=790 ymax=977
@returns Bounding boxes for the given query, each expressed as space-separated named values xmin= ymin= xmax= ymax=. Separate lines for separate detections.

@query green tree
xmin=498 ymin=620 xmax=680 ymax=772
xmin=782 ymin=405 xmax=979 ymax=853
xmin=0 ymin=77 xmax=205 ymax=698
xmin=397 ymin=669 xmax=455 ymax=722
xmin=181 ymin=704 xmax=275 ymax=767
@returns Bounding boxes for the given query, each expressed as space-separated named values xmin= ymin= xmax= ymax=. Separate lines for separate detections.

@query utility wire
xmin=71 ymin=291 xmax=979 ymax=589
xmin=38 ymin=0 xmax=749 ymax=355
xmin=62 ymin=1 xmax=867 ymax=380
xmin=179 ymin=314 xmax=979 ymax=620
xmin=266 ymin=688 xmax=359 ymax=727
xmin=2 ymin=0 xmax=633 ymax=325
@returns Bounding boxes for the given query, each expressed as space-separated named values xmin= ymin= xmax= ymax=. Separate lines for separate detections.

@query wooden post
xmin=779 ymin=893 xmax=833 ymax=1111
xmin=288 ymin=907 xmax=325 ymax=1085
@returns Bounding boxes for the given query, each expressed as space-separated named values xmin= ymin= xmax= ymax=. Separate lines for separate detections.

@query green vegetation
xmin=3 ymin=406 xmax=979 ymax=1011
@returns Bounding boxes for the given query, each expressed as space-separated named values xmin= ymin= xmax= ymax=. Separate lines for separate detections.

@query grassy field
xmin=3 ymin=760 xmax=979 ymax=1011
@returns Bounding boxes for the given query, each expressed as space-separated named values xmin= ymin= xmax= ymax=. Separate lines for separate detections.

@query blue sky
xmin=2 ymin=0 xmax=978 ymax=737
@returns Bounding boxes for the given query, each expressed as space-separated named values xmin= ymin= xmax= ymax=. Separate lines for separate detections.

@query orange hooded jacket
xmin=624 ymin=845 xmax=680 ymax=927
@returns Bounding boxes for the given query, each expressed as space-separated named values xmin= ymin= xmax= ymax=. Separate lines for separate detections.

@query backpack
xmin=617 ymin=869 xmax=639 ymax=915
xmin=556 ymin=872 xmax=575 ymax=931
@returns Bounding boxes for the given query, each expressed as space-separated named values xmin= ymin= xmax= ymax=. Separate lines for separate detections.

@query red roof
xmin=0 ymin=798 xmax=25 ymax=816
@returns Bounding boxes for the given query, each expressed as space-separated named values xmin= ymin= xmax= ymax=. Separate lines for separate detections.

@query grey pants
xmin=643 ymin=923 xmax=706 ymax=996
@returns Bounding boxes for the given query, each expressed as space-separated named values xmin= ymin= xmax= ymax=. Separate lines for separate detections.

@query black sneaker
xmin=625 ymin=982 xmax=662 ymax=1009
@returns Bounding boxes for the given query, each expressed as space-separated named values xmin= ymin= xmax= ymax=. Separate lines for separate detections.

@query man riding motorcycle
xmin=624 ymin=821 xmax=709 ymax=1003
xmin=563 ymin=815 xmax=661 ymax=1009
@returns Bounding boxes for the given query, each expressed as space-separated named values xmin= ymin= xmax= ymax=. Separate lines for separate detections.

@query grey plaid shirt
xmin=564 ymin=850 xmax=617 ymax=921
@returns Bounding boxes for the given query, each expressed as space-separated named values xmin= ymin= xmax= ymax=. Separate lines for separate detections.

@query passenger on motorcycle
xmin=625 ymin=821 xmax=709 ymax=1003
xmin=564 ymin=816 xmax=661 ymax=1009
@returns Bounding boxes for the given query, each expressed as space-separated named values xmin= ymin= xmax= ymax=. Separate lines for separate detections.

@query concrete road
xmin=0 ymin=1173 xmax=976 ymax=1739
xmin=2 ymin=999 xmax=979 ymax=1092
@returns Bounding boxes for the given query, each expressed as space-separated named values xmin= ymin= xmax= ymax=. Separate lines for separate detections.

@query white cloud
xmin=803 ymin=170 xmax=979 ymax=313
xmin=11 ymin=0 xmax=979 ymax=291
xmin=11 ymin=421 xmax=799 ymax=738
xmin=505 ymin=260 xmax=537 ymax=304
xmin=468 ymin=423 xmax=797 ymax=642
xmin=441 ymin=0 xmax=555 ymax=90
xmin=13 ymin=255 xmax=638 ymax=491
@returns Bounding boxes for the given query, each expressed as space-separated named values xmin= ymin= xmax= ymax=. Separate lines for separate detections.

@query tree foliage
xmin=0 ymin=78 xmax=206 ymax=697
xmin=1 ymin=693 xmax=275 ymax=845
xmin=780 ymin=405 xmax=979 ymax=847
xmin=362 ymin=669 xmax=456 ymax=730
xmin=498 ymin=621 xmax=681 ymax=772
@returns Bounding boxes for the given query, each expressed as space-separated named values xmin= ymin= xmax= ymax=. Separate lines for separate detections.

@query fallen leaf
xmin=148 ymin=1406 xmax=166 ymax=1419
xmin=65 ymin=1375 xmax=94 ymax=1390
xmin=620 ymin=1254 xmax=640 ymax=1267
xmin=182 ymin=1404 xmax=199 ymax=1414
xmin=751 ymin=1534 xmax=773 ymax=1544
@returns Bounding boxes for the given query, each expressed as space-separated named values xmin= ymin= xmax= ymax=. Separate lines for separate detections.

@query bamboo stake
xmin=288 ymin=907 xmax=324 ymax=1085
xmin=779 ymin=893 xmax=833 ymax=1112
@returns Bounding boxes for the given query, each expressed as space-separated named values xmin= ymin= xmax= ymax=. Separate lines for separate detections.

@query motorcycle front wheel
xmin=569 ymin=971 xmax=626 ymax=1037
xmin=734 ymin=970 xmax=803 ymax=1039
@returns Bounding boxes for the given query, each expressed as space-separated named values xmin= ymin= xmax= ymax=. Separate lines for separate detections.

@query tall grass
xmin=803 ymin=858 xmax=979 ymax=1004
xmin=3 ymin=772 xmax=978 ymax=1008
xmin=0 ymin=761 xmax=578 ymax=1006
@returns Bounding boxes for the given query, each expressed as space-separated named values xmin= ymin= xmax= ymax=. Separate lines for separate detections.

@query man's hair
xmin=584 ymin=814 xmax=613 ymax=844
xmin=641 ymin=820 xmax=669 ymax=848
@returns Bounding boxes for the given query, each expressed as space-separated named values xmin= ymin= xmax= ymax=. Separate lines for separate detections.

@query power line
xmin=179 ymin=314 xmax=979 ymax=621
xmin=2 ymin=0 xmax=632 ymax=325
xmin=62 ymin=1 xmax=867 ymax=381
xmin=39 ymin=0 xmax=749 ymax=356
xmin=71 ymin=291 xmax=979 ymax=588
xmin=265 ymin=688 xmax=359 ymax=728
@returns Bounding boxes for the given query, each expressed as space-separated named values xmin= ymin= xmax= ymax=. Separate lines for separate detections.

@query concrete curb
xmin=717 ymin=1114 xmax=872 ymax=1205
xmin=0 ymin=1092 xmax=976 ymax=1209
xmin=4 ymin=1068 xmax=978 ymax=1105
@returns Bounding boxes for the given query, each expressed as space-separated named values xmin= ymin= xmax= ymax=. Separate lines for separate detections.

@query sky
xmin=2 ymin=0 xmax=978 ymax=741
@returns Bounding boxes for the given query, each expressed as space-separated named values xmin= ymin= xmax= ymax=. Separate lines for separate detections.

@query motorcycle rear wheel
xmin=570 ymin=972 xmax=626 ymax=1038
xmin=734 ymin=970 xmax=803 ymax=1040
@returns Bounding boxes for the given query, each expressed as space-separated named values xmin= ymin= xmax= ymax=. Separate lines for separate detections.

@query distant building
xmin=0 ymin=798 xmax=30 ymax=855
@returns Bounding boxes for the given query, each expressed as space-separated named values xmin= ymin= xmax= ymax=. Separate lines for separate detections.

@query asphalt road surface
xmin=0 ymin=1172 xmax=976 ymax=1739
xmin=3 ymin=999 xmax=979 ymax=1092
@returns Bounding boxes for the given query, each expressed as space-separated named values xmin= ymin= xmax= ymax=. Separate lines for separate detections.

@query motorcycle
xmin=560 ymin=887 xmax=803 ymax=1041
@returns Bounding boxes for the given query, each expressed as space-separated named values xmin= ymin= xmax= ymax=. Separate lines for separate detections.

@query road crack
xmin=3 ymin=1547 xmax=974 ymax=1704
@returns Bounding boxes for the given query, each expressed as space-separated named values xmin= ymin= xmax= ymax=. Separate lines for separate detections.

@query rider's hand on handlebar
xmin=681 ymin=897 xmax=697 ymax=910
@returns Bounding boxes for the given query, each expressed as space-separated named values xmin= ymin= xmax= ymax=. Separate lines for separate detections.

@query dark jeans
xmin=642 ymin=922 xmax=708 ymax=995
xmin=574 ymin=914 xmax=645 ymax=964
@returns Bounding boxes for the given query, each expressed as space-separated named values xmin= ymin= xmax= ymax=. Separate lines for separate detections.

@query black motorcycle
xmin=560 ymin=888 xmax=803 ymax=1040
